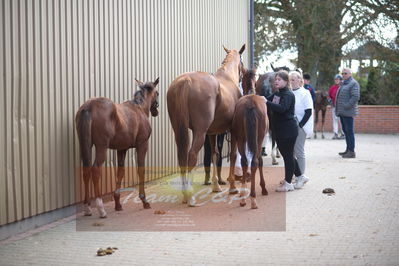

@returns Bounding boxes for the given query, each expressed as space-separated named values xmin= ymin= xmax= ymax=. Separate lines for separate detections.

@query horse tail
xmin=76 ymin=108 xmax=92 ymax=167
xmin=244 ymin=100 xmax=259 ymax=158
xmin=168 ymin=77 xmax=190 ymax=170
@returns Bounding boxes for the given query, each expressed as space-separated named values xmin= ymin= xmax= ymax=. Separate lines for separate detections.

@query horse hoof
xmin=272 ymin=161 xmax=279 ymax=165
xmin=99 ymin=214 xmax=107 ymax=219
xmin=262 ymin=190 xmax=268 ymax=196
xmin=251 ymin=204 xmax=258 ymax=209
xmin=143 ymin=202 xmax=151 ymax=209
xmin=212 ymin=185 xmax=222 ymax=193
xmin=322 ymin=135 xmax=325 ymax=139
xmin=240 ymin=202 xmax=246 ymax=207
xmin=115 ymin=205 xmax=123 ymax=211
xmin=84 ymin=212 xmax=92 ymax=216
xmin=229 ymin=188 xmax=239 ymax=195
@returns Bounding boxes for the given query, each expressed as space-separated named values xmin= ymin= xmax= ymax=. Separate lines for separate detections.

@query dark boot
xmin=342 ymin=151 xmax=356 ymax=158
xmin=338 ymin=149 xmax=348 ymax=156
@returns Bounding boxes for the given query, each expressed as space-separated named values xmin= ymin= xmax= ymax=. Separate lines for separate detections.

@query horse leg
xmin=271 ymin=131 xmax=278 ymax=165
xmin=82 ymin=166 xmax=92 ymax=216
xmin=208 ymin=135 xmax=222 ymax=193
xmin=186 ymin=131 xmax=208 ymax=206
xmin=227 ymin=134 xmax=238 ymax=194
xmin=114 ymin=149 xmax=127 ymax=211
xmin=259 ymin=155 xmax=268 ymax=196
xmin=238 ymin=143 xmax=248 ymax=207
xmin=136 ymin=141 xmax=151 ymax=209
xmin=321 ymin=109 xmax=326 ymax=139
xmin=250 ymin=157 xmax=258 ymax=209
xmin=314 ymin=110 xmax=318 ymax=139
xmin=92 ymin=146 xmax=107 ymax=218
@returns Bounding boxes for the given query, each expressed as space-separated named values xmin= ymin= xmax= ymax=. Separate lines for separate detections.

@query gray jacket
xmin=335 ymin=77 xmax=360 ymax=117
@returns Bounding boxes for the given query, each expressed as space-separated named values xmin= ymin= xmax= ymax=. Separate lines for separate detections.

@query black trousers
xmin=276 ymin=136 xmax=302 ymax=183
xmin=204 ymin=133 xmax=225 ymax=173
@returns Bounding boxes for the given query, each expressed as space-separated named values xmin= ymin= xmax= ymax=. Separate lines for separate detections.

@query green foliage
xmin=254 ymin=0 xmax=399 ymax=91
xmin=356 ymin=63 xmax=399 ymax=105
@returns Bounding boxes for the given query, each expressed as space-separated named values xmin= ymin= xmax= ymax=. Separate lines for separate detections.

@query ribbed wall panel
xmin=0 ymin=0 xmax=249 ymax=225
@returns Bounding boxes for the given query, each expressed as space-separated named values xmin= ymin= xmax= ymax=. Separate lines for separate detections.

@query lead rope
xmin=225 ymin=131 xmax=231 ymax=162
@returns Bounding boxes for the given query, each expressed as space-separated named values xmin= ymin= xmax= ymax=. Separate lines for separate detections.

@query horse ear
xmin=153 ymin=77 xmax=159 ymax=87
xmin=222 ymin=45 xmax=230 ymax=54
xmin=135 ymin=78 xmax=144 ymax=86
xmin=239 ymin=44 xmax=246 ymax=54
xmin=270 ymin=63 xmax=276 ymax=72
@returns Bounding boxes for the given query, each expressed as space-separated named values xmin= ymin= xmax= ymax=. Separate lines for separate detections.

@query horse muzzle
xmin=150 ymin=106 xmax=159 ymax=117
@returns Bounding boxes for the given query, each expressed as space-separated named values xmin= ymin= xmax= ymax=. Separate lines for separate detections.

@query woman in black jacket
xmin=266 ymin=70 xmax=302 ymax=192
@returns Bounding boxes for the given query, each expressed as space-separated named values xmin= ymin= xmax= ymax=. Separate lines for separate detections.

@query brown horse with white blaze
xmin=75 ymin=78 xmax=159 ymax=218
xmin=229 ymin=68 xmax=269 ymax=209
xmin=167 ymin=45 xmax=245 ymax=206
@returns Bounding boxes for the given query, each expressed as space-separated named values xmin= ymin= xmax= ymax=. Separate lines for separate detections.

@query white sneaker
xmin=294 ymin=175 xmax=309 ymax=189
xmin=276 ymin=181 xmax=295 ymax=192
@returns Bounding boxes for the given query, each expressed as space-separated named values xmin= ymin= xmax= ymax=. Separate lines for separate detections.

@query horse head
xmin=256 ymin=72 xmax=277 ymax=97
xmin=221 ymin=44 xmax=246 ymax=84
xmin=316 ymin=90 xmax=329 ymax=107
xmin=270 ymin=63 xmax=290 ymax=72
xmin=241 ymin=67 xmax=257 ymax=95
xmin=134 ymin=77 xmax=160 ymax=117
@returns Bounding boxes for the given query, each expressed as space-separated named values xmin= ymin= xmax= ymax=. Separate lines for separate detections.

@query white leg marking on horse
xmin=95 ymin=198 xmax=107 ymax=218
xmin=251 ymin=198 xmax=258 ymax=209
xmin=84 ymin=203 xmax=92 ymax=216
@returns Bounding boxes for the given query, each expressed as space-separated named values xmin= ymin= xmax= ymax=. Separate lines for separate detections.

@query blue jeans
xmin=340 ymin=116 xmax=355 ymax=152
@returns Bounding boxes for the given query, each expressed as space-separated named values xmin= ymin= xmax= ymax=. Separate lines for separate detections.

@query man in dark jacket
xmin=335 ymin=68 xmax=360 ymax=158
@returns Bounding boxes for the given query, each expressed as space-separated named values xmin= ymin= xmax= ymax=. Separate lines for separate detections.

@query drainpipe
xmin=249 ymin=0 xmax=254 ymax=68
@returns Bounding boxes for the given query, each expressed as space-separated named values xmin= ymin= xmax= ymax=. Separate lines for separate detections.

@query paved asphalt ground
xmin=0 ymin=133 xmax=398 ymax=265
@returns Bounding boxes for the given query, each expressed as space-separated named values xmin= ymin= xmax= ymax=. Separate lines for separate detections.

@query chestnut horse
xmin=167 ymin=45 xmax=245 ymax=206
xmin=314 ymin=90 xmax=329 ymax=139
xmin=75 ymin=78 xmax=159 ymax=218
xmin=229 ymin=67 xmax=269 ymax=209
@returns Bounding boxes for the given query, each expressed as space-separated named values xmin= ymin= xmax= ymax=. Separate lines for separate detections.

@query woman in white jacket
xmin=289 ymin=71 xmax=313 ymax=188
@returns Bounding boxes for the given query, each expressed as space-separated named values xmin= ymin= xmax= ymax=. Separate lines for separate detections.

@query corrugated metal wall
xmin=0 ymin=0 xmax=249 ymax=226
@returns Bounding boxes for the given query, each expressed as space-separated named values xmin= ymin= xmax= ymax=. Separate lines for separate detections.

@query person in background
xmin=335 ymin=68 xmax=360 ymax=158
xmin=289 ymin=71 xmax=313 ymax=189
xmin=328 ymin=74 xmax=345 ymax=139
xmin=266 ymin=70 xmax=302 ymax=192
xmin=303 ymin=73 xmax=316 ymax=104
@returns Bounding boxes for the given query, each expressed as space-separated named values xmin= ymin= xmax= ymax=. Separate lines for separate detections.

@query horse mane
xmin=243 ymin=68 xmax=256 ymax=95
xmin=219 ymin=52 xmax=238 ymax=69
xmin=132 ymin=83 xmax=154 ymax=105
